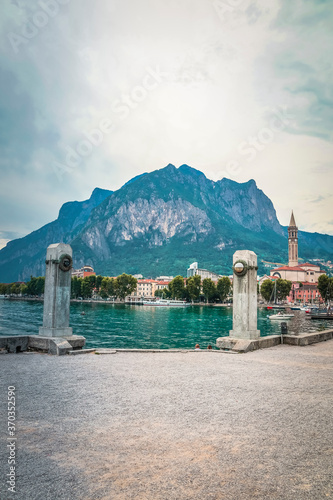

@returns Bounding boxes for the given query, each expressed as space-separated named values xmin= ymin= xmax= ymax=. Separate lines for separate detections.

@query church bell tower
xmin=288 ymin=211 xmax=298 ymax=267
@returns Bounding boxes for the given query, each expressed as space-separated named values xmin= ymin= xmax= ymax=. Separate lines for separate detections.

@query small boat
xmin=142 ymin=299 xmax=190 ymax=307
xmin=310 ymin=308 xmax=333 ymax=320
xmin=268 ymin=312 xmax=294 ymax=321
xmin=290 ymin=306 xmax=301 ymax=310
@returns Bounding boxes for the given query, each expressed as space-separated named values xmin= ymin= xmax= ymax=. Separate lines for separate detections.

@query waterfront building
xmin=131 ymin=279 xmax=171 ymax=299
xmin=187 ymin=262 xmax=221 ymax=281
xmin=71 ymin=265 xmax=96 ymax=278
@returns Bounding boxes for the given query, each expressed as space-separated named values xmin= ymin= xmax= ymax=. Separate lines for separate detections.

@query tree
xmin=202 ymin=278 xmax=216 ymax=303
xmin=216 ymin=277 xmax=231 ymax=303
xmin=318 ymin=274 xmax=333 ymax=302
xmin=95 ymin=275 xmax=103 ymax=291
xmin=106 ymin=277 xmax=116 ymax=297
xmin=100 ymin=277 xmax=116 ymax=299
xmin=168 ymin=276 xmax=186 ymax=299
xmin=26 ymin=276 xmax=37 ymax=296
xmin=10 ymin=283 xmax=21 ymax=295
xmin=260 ymin=280 xmax=274 ymax=302
xmin=36 ymin=277 xmax=45 ymax=296
xmin=71 ymin=276 xmax=82 ymax=299
xmin=186 ymin=275 xmax=201 ymax=302
xmin=100 ymin=277 xmax=109 ymax=299
xmin=275 ymin=279 xmax=292 ymax=301
xmin=115 ymin=274 xmax=137 ymax=300
xmin=81 ymin=277 xmax=95 ymax=299
xmin=25 ymin=276 xmax=45 ymax=296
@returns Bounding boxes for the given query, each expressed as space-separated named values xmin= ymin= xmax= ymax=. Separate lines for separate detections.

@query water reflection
xmin=0 ymin=300 xmax=330 ymax=350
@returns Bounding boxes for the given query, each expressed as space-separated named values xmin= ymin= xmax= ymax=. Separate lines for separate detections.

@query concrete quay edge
xmin=283 ymin=329 xmax=333 ymax=346
xmin=216 ymin=329 xmax=333 ymax=352
xmin=0 ymin=329 xmax=333 ymax=355
xmin=0 ymin=334 xmax=85 ymax=356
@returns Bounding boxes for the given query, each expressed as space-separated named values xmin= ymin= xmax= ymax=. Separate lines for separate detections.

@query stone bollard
xmin=216 ymin=250 xmax=262 ymax=352
xmin=229 ymin=250 xmax=260 ymax=340
xmin=29 ymin=243 xmax=85 ymax=355
xmin=39 ymin=243 xmax=73 ymax=337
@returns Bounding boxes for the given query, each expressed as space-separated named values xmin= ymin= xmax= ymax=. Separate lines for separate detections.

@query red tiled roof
xmin=272 ymin=266 xmax=306 ymax=271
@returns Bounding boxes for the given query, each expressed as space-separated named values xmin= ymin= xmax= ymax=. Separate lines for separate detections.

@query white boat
xmin=142 ymin=299 xmax=190 ymax=307
xmin=268 ymin=312 xmax=294 ymax=321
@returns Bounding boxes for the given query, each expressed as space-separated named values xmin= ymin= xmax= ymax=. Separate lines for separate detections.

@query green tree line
xmin=0 ymin=276 xmax=45 ymax=296
xmin=71 ymin=273 xmax=137 ymax=300
xmin=0 ymin=273 xmax=137 ymax=301
xmin=155 ymin=275 xmax=232 ymax=303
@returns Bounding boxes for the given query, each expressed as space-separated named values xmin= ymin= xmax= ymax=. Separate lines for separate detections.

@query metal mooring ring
xmin=59 ymin=254 xmax=73 ymax=272
xmin=232 ymin=259 xmax=248 ymax=277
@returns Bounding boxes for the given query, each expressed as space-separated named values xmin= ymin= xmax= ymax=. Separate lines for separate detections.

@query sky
xmin=0 ymin=0 xmax=333 ymax=249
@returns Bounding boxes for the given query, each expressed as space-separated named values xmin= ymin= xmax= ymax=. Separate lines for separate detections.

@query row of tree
xmin=2 ymin=273 xmax=331 ymax=304
xmin=156 ymin=275 xmax=232 ymax=303
xmin=0 ymin=274 xmax=138 ymax=300
xmin=0 ymin=277 xmax=46 ymax=297
xmin=71 ymin=274 xmax=137 ymax=299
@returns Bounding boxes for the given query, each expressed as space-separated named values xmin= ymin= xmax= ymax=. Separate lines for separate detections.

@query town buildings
xmin=269 ymin=212 xmax=326 ymax=303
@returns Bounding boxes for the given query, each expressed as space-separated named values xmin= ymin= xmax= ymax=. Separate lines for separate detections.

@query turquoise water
xmin=0 ymin=300 xmax=330 ymax=349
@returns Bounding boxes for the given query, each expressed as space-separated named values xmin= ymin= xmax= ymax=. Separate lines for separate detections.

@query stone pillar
xmin=39 ymin=243 xmax=73 ymax=337
xmin=230 ymin=250 xmax=260 ymax=339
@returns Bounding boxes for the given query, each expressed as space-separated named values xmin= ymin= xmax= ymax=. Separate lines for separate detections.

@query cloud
xmin=0 ymin=0 xmax=332 ymax=244
xmin=255 ymin=0 xmax=333 ymax=141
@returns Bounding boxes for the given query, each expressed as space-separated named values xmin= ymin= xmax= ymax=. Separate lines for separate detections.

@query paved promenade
xmin=1 ymin=342 xmax=332 ymax=499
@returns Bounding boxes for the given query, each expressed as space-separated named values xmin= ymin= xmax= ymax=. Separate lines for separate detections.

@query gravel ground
xmin=0 ymin=342 xmax=332 ymax=500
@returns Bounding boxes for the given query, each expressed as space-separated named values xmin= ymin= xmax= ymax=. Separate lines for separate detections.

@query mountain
xmin=1 ymin=165 xmax=332 ymax=281
xmin=0 ymin=188 xmax=112 ymax=282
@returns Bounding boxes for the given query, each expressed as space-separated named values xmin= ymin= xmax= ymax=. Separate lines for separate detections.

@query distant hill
xmin=0 ymin=165 xmax=332 ymax=281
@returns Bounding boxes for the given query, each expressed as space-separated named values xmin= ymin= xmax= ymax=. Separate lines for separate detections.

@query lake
xmin=0 ymin=299 xmax=330 ymax=349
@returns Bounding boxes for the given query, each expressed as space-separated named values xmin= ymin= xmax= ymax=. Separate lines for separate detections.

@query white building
xmin=131 ymin=279 xmax=171 ymax=299
xmin=187 ymin=262 xmax=221 ymax=281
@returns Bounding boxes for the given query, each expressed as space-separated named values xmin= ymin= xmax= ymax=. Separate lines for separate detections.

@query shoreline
xmin=2 ymin=296 xmax=294 ymax=308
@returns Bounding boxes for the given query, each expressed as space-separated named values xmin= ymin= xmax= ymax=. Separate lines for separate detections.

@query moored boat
xmin=142 ymin=299 xmax=190 ymax=307
xmin=310 ymin=308 xmax=333 ymax=320
xmin=268 ymin=312 xmax=294 ymax=321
